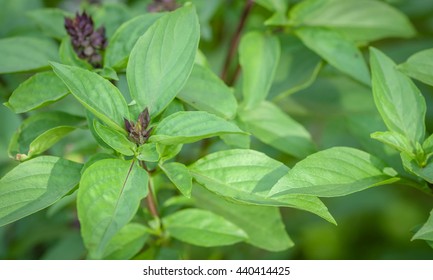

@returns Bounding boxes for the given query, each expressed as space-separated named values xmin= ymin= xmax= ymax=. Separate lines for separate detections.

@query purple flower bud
xmin=124 ymin=118 xmax=133 ymax=133
xmin=83 ymin=24 xmax=93 ymax=37
xmin=124 ymin=108 xmax=153 ymax=145
xmin=84 ymin=46 xmax=94 ymax=56
xmin=90 ymin=27 xmax=107 ymax=49
xmin=138 ymin=108 xmax=150 ymax=130
xmin=64 ymin=11 xmax=107 ymax=68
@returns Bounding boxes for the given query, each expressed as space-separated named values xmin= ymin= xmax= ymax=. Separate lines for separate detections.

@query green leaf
xmin=78 ymin=159 xmax=148 ymax=259
xmin=86 ymin=112 xmax=112 ymax=151
xmin=156 ymin=143 xmax=182 ymax=163
xmin=162 ymin=195 xmax=195 ymax=209
xmin=254 ymin=0 xmax=288 ymax=25
xmin=289 ymin=0 xmax=416 ymax=42
xmin=398 ymin=48 xmax=433 ymax=87
xmin=158 ymin=98 xmax=185 ymax=120
xmin=28 ymin=126 xmax=76 ymax=158
xmin=239 ymin=101 xmax=316 ymax=158
xmin=195 ymin=49 xmax=209 ymax=67
xmin=92 ymin=2 xmax=132 ymax=38
xmin=265 ymin=11 xmax=287 ymax=26
xmin=269 ymin=34 xmax=322 ymax=99
xmin=8 ymin=111 xmax=85 ymax=160
xmin=412 ymin=209 xmax=433 ymax=242
xmin=254 ymin=0 xmax=287 ymax=14
xmin=193 ymin=186 xmax=293 ymax=251
xmin=163 ymin=208 xmax=248 ymax=247
xmin=0 ymin=0 xmax=42 ymax=37
xmin=81 ymin=153 xmax=116 ymax=175
xmin=103 ymin=223 xmax=149 ymax=260
xmin=41 ymin=231 xmax=85 ymax=260
xmin=47 ymin=191 xmax=77 ymax=218
xmin=127 ymin=5 xmax=200 ymax=117
xmin=239 ymin=31 xmax=280 ymax=109
xmin=104 ymin=13 xmax=163 ymax=69
xmin=137 ymin=143 xmax=159 ymax=162
xmin=59 ymin=38 xmax=93 ymax=69
xmin=269 ymin=147 xmax=398 ymax=198
xmin=401 ymin=152 xmax=433 ymax=183
xmin=0 ymin=36 xmax=59 ymax=74
xmin=0 ymin=104 xmax=20 ymax=162
xmin=220 ymin=133 xmax=251 ymax=149
xmin=177 ymin=64 xmax=237 ymax=120
xmin=371 ymin=131 xmax=413 ymax=155
xmin=160 ymin=162 xmax=192 ymax=198
xmin=94 ymin=121 xmax=136 ymax=156
xmin=27 ymin=8 xmax=72 ymax=39
xmin=296 ymin=27 xmax=370 ymax=85
xmin=51 ymin=62 xmax=130 ymax=132
xmin=189 ymin=149 xmax=335 ymax=223
xmin=5 ymin=71 xmax=69 ymax=113
xmin=94 ymin=67 xmax=118 ymax=81
xmin=189 ymin=0 xmax=223 ymax=41
xmin=370 ymin=47 xmax=426 ymax=146
xmin=0 ymin=156 xmax=82 ymax=227
xmin=423 ymin=134 xmax=433 ymax=156
xmin=150 ymin=111 xmax=245 ymax=145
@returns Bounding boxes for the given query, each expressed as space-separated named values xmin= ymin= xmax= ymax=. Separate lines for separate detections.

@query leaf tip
xmin=48 ymin=60 xmax=60 ymax=68
xmin=3 ymin=102 xmax=13 ymax=111
xmin=368 ymin=46 xmax=381 ymax=57
xmin=183 ymin=1 xmax=193 ymax=8
xmin=321 ymin=209 xmax=338 ymax=226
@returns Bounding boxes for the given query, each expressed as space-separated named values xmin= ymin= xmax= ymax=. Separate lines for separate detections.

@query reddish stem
xmin=139 ymin=161 xmax=159 ymax=218
xmin=146 ymin=182 xmax=159 ymax=218
xmin=220 ymin=0 xmax=254 ymax=84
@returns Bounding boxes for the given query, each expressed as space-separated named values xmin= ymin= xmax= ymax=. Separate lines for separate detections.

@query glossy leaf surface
xmin=370 ymin=47 xmax=426 ymax=145
xmin=150 ymin=111 xmax=244 ymax=145
xmin=5 ymin=71 xmax=69 ymax=113
xmin=269 ymin=147 xmax=398 ymax=197
xmin=0 ymin=156 xmax=82 ymax=227
xmin=51 ymin=62 xmax=130 ymax=132
xmin=78 ymin=159 xmax=148 ymax=259
xmin=127 ymin=5 xmax=200 ymax=117
xmin=0 ymin=37 xmax=58 ymax=73
xmin=163 ymin=209 xmax=248 ymax=247
xmin=239 ymin=31 xmax=280 ymax=109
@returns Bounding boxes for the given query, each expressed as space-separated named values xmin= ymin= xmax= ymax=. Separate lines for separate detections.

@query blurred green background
xmin=1 ymin=0 xmax=433 ymax=259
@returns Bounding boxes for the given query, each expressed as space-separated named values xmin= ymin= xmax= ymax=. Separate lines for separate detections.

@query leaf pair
xmin=8 ymin=111 xmax=85 ymax=160
xmin=369 ymin=48 xmax=433 ymax=247
xmin=369 ymin=48 xmax=433 ymax=180
xmin=78 ymin=158 xmax=148 ymax=259
xmin=189 ymin=147 xmax=398 ymax=226
xmin=238 ymin=32 xmax=316 ymax=158
xmin=288 ymin=0 xmax=415 ymax=85
xmin=159 ymin=186 xmax=294 ymax=251
xmin=399 ymin=49 xmax=433 ymax=87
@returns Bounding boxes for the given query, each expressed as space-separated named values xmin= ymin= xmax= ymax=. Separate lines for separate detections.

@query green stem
xmin=146 ymin=178 xmax=159 ymax=218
